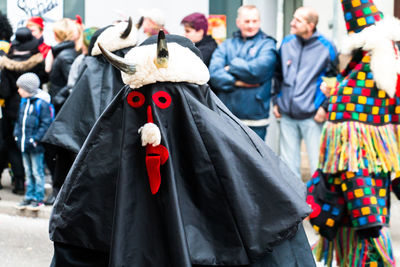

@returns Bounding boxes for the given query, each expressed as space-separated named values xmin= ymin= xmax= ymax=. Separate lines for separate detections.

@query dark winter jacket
xmin=195 ymin=35 xmax=218 ymax=67
xmin=0 ymin=28 xmax=47 ymax=121
xmin=49 ymin=41 xmax=78 ymax=100
xmin=13 ymin=93 xmax=53 ymax=153
xmin=273 ymin=31 xmax=337 ymax=119
xmin=209 ymin=30 xmax=277 ymax=121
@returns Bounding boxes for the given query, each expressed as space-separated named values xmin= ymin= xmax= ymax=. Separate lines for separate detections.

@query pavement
xmin=0 ymin=170 xmax=52 ymax=219
xmin=0 ymin=156 xmax=399 ymax=264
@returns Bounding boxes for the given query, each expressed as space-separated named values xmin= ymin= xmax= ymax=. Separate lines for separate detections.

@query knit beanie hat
xmin=181 ymin=13 xmax=209 ymax=36
xmin=83 ymin=27 xmax=99 ymax=48
xmin=341 ymin=0 xmax=383 ymax=34
xmin=16 ymin=72 xmax=40 ymax=95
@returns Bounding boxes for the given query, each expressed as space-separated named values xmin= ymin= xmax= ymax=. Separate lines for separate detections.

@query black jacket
xmin=49 ymin=41 xmax=78 ymax=100
xmin=195 ymin=35 xmax=218 ymax=67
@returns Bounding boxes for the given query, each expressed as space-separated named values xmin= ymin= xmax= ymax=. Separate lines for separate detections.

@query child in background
xmin=14 ymin=73 xmax=53 ymax=210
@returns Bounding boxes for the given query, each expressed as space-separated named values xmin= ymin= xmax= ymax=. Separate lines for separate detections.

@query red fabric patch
xmin=343 ymin=112 xmax=351 ymax=119
xmin=355 ymin=64 xmax=362 ymax=70
xmin=362 ymin=169 xmax=369 ymax=176
xmin=347 ymin=79 xmax=356 ymax=87
xmin=374 ymin=14 xmax=382 ymax=22
xmin=347 ymin=191 xmax=355 ymax=200
xmin=374 ymin=99 xmax=382 ymax=106
xmin=346 ymin=22 xmax=350 ymax=30
xmin=368 ymin=215 xmax=377 ymax=223
xmin=342 ymin=96 xmax=350 ymax=103
xmin=376 ymin=179 xmax=383 ymax=187
xmin=356 ymin=178 xmax=364 ymax=186
xmin=361 ymin=88 xmax=370 ymax=96
xmin=371 ymin=187 xmax=376 ymax=194
xmin=355 ymin=10 xmax=363 ymax=17
xmin=393 ymin=115 xmax=399 ymax=123
xmin=373 ymin=116 xmax=381 ymax=124
xmin=352 ymin=209 xmax=361 ymax=218
xmin=145 ymin=144 xmax=169 ymax=195
xmin=308 ymin=185 xmax=314 ymax=193
xmin=389 ymin=98 xmax=396 ymax=105
xmin=363 ymin=198 xmax=371 ymax=205
xmin=306 ymin=195 xmax=321 ymax=219
xmin=338 ymin=197 xmax=345 ymax=205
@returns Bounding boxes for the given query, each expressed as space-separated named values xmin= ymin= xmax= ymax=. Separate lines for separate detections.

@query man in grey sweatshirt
xmin=273 ymin=6 xmax=337 ymax=177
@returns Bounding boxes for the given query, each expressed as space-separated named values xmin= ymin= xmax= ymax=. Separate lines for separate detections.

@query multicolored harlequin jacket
xmin=307 ymin=16 xmax=400 ymax=238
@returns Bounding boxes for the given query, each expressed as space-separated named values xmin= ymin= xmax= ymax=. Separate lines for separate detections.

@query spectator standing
xmin=0 ymin=27 xmax=47 ymax=195
xmin=273 ymin=7 xmax=337 ymax=177
xmin=209 ymin=5 xmax=277 ymax=140
xmin=137 ymin=8 xmax=168 ymax=43
xmin=181 ymin=12 xmax=218 ymax=67
xmin=47 ymin=18 xmax=79 ymax=110
xmin=14 ymin=73 xmax=52 ymax=210
xmin=26 ymin=16 xmax=51 ymax=58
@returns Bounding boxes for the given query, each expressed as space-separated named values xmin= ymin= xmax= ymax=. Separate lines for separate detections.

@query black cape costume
xmin=43 ymin=20 xmax=138 ymax=154
xmin=49 ymin=34 xmax=315 ymax=267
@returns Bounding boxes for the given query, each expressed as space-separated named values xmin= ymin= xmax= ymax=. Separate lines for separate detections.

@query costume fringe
xmin=312 ymin=227 xmax=396 ymax=267
xmin=319 ymin=122 xmax=400 ymax=174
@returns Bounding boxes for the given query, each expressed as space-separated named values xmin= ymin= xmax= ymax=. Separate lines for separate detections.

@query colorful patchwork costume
xmin=306 ymin=0 xmax=400 ymax=266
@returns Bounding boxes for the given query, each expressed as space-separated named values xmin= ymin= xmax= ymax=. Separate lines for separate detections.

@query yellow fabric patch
xmin=383 ymin=207 xmax=387 ymax=215
xmin=331 ymin=95 xmax=337 ymax=103
xmin=334 ymin=178 xmax=341 ymax=184
xmin=395 ymin=106 xmax=400 ymax=114
xmin=326 ymin=218 xmax=334 ymax=227
xmin=354 ymin=188 xmax=364 ymax=198
xmin=352 ymin=0 xmax=361 ymax=7
xmin=357 ymin=72 xmax=366 ymax=80
xmin=378 ymin=90 xmax=386 ymax=98
xmin=342 ymin=183 xmax=348 ymax=191
xmin=330 ymin=113 xmax=336 ymax=120
xmin=372 ymin=106 xmax=379 ymax=115
xmin=359 ymin=113 xmax=367 ymax=121
xmin=365 ymin=80 xmax=374 ymax=88
xmin=384 ymin=114 xmax=390 ymax=123
xmin=370 ymin=6 xmax=378 ymax=13
xmin=379 ymin=189 xmax=386 ymax=197
xmin=347 ymin=103 xmax=355 ymax=111
xmin=361 ymin=207 xmax=370 ymax=215
xmin=357 ymin=17 xmax=366 ymax=26
xmin=358 ymin=96 xmax=367 ymax=104
xmin=362 ymin=55 xmax=370 ymax=63
xmin=313 ymin=225 xmax=320 ymax=232
xmin=346 ymin=172 xmax=355 ymax=179
xmin=343 ymin=87 xmax=353 ymax=95
xmin=371 ymin=196 xmax=377 ymax=204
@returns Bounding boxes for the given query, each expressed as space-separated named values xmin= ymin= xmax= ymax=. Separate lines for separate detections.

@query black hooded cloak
xmin=49 ymin=34 xmax=315 ymax=267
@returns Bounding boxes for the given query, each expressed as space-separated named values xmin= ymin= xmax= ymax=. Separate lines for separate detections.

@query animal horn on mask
xmin=120 ymin=17 xmax=133 ymax=39
xmin=154 ymin=30 xmax=168 ymax=68
xmin=98 ymin=42 xmax=136 ymax=74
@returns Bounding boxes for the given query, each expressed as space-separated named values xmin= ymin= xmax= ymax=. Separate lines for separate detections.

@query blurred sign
xmin=207 ymin=15 xmax=226 ymax=44
xmin=8 ymin=0 xmax=63 ymax=45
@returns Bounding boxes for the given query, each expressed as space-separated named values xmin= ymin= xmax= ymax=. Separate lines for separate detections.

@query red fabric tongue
xmin=145 ymin=144 xmax=169 ymax=194
xmin=396 ymin=74 xmax=400 ymax=97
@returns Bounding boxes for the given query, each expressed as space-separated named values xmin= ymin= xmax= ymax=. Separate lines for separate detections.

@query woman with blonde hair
xmin=46 ymin=18 xmax=80 ymax=104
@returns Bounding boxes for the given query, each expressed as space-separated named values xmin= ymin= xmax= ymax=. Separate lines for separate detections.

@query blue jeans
xmin=249 ymin=126 xmax=267 ymax=141
xmin=279 ymin=114 xmax=322 ymax=178
xmin=22 ymin=151 xmax=45 ymax=202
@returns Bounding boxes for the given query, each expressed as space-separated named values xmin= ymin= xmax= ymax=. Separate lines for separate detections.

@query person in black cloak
xmin=49 ymin=31 xmax=316 ymax=267
xmin=41 ymin=18 xmax=138 ymax=205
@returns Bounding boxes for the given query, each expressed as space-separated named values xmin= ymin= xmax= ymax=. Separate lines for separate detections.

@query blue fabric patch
xmin=353 ymin=87 xmax=362 ymax=95
xmin=367 ymin=72 xmax=373 ymax=79
xmin=366 ymin=16 xmax=375 ymax=24
xmin=359 ymin=217 xmax=367 ymax=226
xmin=354 ymin=199 xmax=362 ymax=208
xmin=366 ymin=97 xmax=374 ymax=105
xmin=356 ymin=104 xmax=364 ymax=112
xmin=332 ymin=207 xmax=340 ymax=216
xmin=378 ymin=198 xmax=386 ymax=206
xmin=322 ymin=204 xmax=331 ymax=211
xmin=345 ymin=12 xmax=353 ymax=21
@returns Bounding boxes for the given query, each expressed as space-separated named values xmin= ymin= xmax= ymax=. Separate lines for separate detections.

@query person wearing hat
xmin=26 ymin=16 xmax=51 ymax=58
xmin=14 ymin=72 xmax=53 ymax=210
xmin=0 ymin=27 xmax=48 ymax=195
xmin=306 ymin=0 xmax=400 ymax=265
xmin=181 ymin=12 xmax=218 ymax=67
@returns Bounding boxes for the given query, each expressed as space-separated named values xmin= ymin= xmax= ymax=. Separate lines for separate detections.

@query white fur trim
xmin=121 ymin=42 xmax=210 ymax=89
xmin=138 ymin=123 xmax=161 ymax=146
xmin=91 ymin=21 xmax=138 ymax=56
xmin=340 ymin=17 xmax=400 ymax=98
